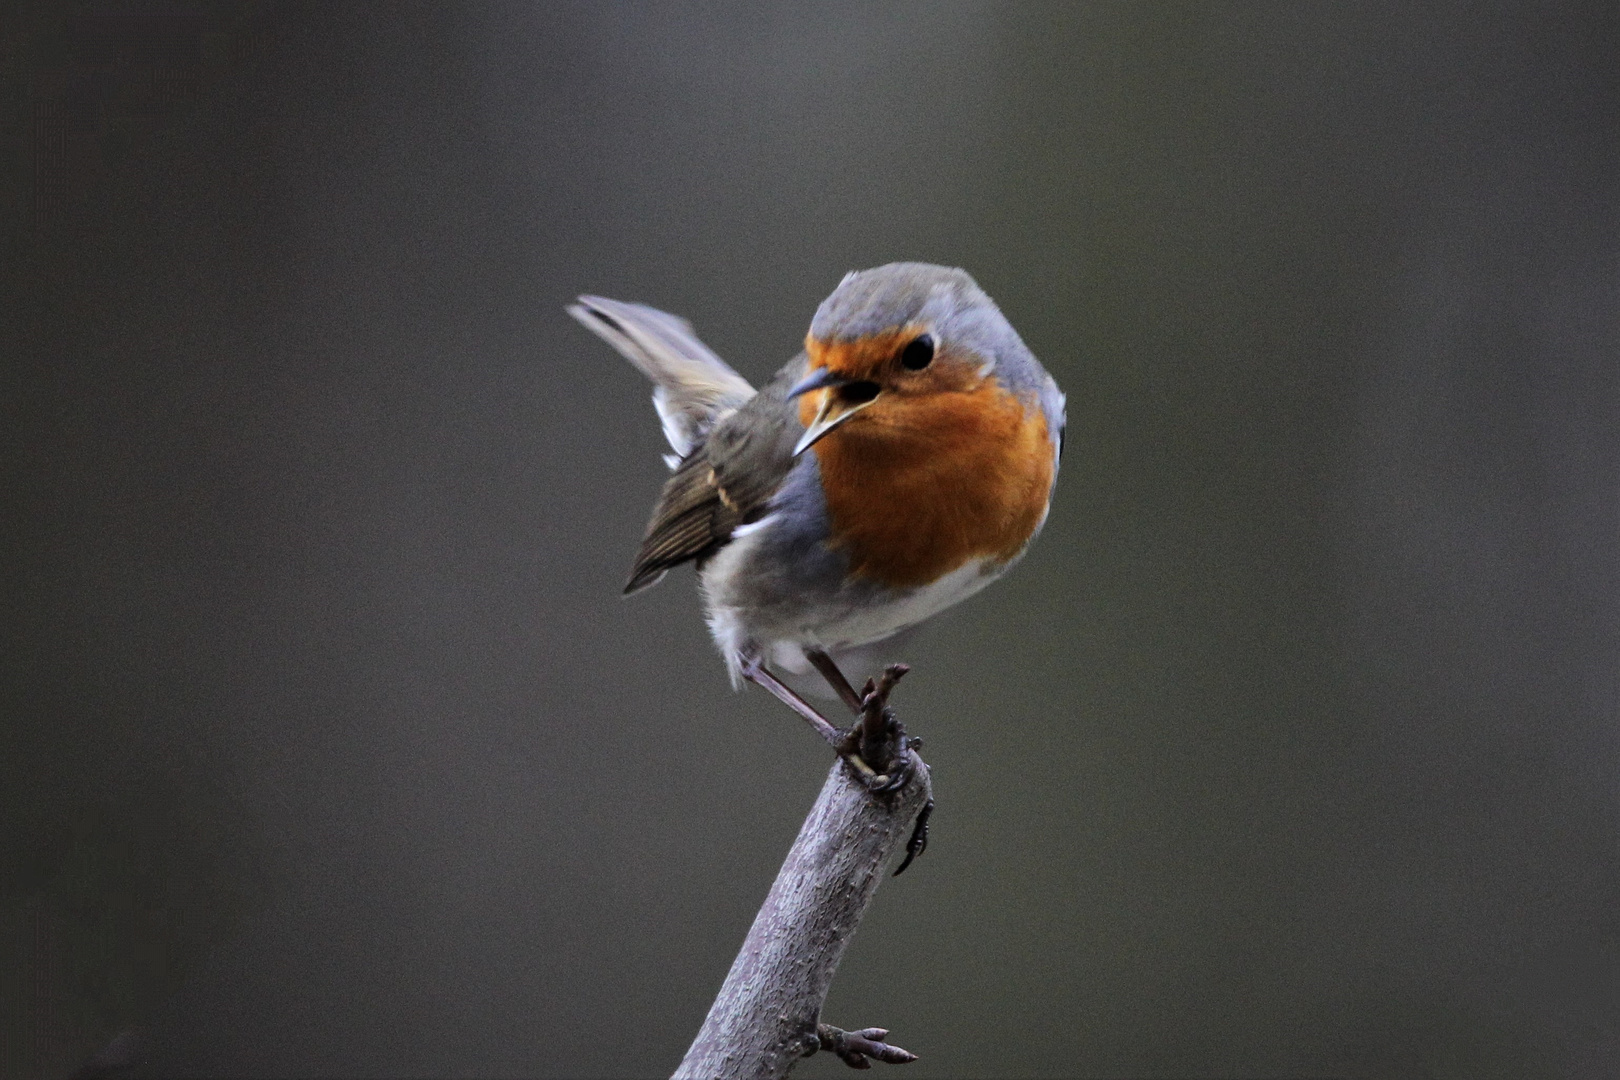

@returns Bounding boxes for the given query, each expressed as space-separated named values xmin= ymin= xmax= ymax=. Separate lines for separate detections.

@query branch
xmin=672 ymin=674 xmax=932 ymax=1079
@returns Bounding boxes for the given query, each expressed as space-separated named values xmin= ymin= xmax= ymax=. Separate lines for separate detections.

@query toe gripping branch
xmin=835 ymin=664 xmax=934 ymax=876
xmin=813 ymin=1023 xmax=920 ymax=1069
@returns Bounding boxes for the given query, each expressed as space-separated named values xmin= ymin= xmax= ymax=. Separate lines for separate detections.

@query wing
xmin=568 ymin=295 xmax=756 ymax=461
xmin=623 ymin=359 xmax=808 ymax=594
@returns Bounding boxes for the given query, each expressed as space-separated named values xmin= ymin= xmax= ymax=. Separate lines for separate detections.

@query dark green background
xmin=4 ymin=3 xmax=1616 ymax=1077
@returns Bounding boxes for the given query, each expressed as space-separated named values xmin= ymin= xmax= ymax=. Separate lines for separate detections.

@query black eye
xmin=900 ymin=334 xmax=935 ymax=370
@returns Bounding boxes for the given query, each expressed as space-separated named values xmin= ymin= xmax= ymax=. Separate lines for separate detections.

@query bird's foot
xmin=746 ymin=655 xmax=932 ymax=870
xmin=838 ymin=665 xmax=933 ymax=875
xmin=813 ymin=1023 xmax=918 ymax=1069
xmin=834 ymin=664 xmax=916 ymax=792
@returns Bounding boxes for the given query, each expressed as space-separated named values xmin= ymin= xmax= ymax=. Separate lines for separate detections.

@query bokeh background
xmin=4 ymin=3 xmax=1617 ymax=1077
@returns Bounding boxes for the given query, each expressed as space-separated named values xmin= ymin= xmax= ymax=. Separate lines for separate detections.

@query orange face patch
xmin=803 ymin=327 xmax=928 ymax=383
xmin=803 ymin=358 xmax=1055 ymax=590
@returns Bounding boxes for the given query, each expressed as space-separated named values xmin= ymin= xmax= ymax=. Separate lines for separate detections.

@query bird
xmin=570 ymin=262 xmax=1064 ymax=780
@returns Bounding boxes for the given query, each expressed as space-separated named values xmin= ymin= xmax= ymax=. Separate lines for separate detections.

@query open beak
xmin=788 ymin=368 xmax=880 ymax=456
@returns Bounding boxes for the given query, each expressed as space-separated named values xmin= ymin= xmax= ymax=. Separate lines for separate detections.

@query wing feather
xmin=622 ymin=356 xmax=809 ymax=594
xmin=569 ymin=296 xmax=755 ymax=459
xmin=624 ymin=457 xmax=739 ymax=594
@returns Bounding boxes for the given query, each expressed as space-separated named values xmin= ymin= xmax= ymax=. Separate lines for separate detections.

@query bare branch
xmin=671 ymin=742 xmax=932 ymax=1079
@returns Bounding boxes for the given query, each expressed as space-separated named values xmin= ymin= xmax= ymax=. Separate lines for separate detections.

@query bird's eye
xmin=900 ymin=334 xmax=935 ymax=371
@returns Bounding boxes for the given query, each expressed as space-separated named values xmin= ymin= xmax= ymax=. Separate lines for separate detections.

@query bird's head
xmin=788 ymin=263 xmax=1043 ymax=456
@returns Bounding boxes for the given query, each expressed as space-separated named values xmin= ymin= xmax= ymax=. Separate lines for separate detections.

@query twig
xmin=671 ymin=673 xmax=932 ymax=1079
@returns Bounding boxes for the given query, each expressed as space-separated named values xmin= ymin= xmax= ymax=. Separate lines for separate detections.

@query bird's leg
xmin=743 ymin=657 xmax=916 ymax=789
xmin=741 ymin=657 xmax=845 ymax=747
xmin=805 ymin=648 xmax=864 ymax=715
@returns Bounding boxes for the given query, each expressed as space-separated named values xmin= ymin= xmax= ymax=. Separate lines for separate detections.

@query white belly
xmin=699 ymin=516 xmax=1011 ymax=690
xmin=780 ymin=557 xmax=1002 ymax=659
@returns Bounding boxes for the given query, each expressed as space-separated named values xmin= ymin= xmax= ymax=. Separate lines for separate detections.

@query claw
xmin=893 ymin=796 xmax=933 ymax=876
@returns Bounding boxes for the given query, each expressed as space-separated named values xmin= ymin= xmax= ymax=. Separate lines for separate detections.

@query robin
xmin=570 ymin=263 xmax=1064 ymax=797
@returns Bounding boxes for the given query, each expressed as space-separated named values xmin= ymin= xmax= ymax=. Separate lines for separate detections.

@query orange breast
xmin=806 ymin=378 xmax=1055 ymax=589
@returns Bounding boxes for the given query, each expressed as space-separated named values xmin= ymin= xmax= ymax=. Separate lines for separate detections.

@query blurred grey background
xmin=3 ymin=3 xmax=1617 ymax=1077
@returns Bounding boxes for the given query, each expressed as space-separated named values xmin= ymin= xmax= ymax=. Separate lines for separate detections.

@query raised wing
xmin=569 ymin=296 xmax=756 ymax=462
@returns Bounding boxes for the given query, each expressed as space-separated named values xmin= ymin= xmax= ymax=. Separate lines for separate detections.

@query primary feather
xmin=568 ymin=296 xmax=755 ymax=460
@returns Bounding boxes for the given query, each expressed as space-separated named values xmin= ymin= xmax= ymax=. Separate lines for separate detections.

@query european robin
xmin=571 ymin=263 xmax=1064 ymax=791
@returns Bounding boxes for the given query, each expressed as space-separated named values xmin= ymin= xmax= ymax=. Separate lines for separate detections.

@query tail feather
xmin=569 ymin=296 xmax=755 ymax=459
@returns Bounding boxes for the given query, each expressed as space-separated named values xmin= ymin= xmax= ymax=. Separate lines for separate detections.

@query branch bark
xmin=671 ymin=745 xmax=932 ymax=1079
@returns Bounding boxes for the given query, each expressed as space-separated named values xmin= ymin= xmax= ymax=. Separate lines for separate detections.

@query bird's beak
xmin=786 ymin=366 xmax=845 ymax=399
xmin=789 ymin=368 xmax=879 ymax=456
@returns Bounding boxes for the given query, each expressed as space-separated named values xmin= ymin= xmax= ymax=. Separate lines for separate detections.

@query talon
xmin=894 ymin=797 xmax=933 ymax=876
